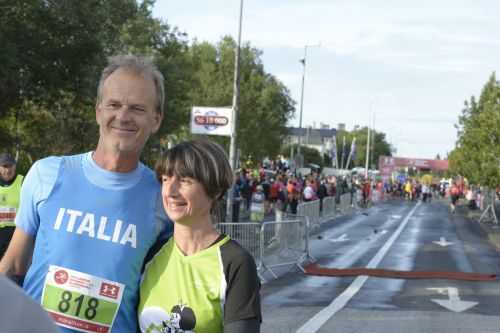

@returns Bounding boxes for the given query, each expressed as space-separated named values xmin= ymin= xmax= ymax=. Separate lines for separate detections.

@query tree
xmin=0 ymin=0 xmax=140 ymax=163
xmin=186 ymin=37 xmax=295 ymax=164
xmin=339 ymin=127 xmax=391 ymax=169
xmin=280 ymin=144 xmax=324 ymax=168
xmin=450 ymin=72 xmax=500 ymax=223
xmin=0 ymin=2 xmax=296 ymax=171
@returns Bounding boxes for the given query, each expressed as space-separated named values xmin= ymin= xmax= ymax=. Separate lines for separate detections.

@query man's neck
xmin=92 ymin=148 xmax=139 ymax=173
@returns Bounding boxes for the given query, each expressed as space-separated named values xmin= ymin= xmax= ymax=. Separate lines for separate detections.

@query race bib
xmin=41 ymin=265 xmax=124 ymax=333
xmin=0 ymin=207 xmax=16 ymax=227
xmin=251 ymin=203 xmax=264 ymax=213
xmin=0 ymin=207 xmax=16 ymax=221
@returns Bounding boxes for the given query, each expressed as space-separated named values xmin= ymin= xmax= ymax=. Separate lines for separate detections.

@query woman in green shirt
xmin=139 ymin=139 xmax=261 ymax=333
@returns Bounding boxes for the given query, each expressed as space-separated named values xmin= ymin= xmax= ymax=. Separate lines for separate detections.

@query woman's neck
xmin=173 ymin=221 xmax=220 ymax=256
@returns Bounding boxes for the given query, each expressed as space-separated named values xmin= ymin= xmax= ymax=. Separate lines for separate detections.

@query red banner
xmin=379 ymin=156 xmax=449 ymax=176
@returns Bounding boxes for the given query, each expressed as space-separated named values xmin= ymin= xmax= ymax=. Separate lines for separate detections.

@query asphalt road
xmin=260 ymin=198 xmax=500 ymax=333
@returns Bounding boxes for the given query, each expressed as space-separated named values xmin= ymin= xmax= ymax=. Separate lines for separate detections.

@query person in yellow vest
xmin=139 ymin=139 xmax=261 ymax=333
xmin=0 ymin=153 xmax=23 ymax=261
xmin=404 ymin=180 xmax=413 ymax=201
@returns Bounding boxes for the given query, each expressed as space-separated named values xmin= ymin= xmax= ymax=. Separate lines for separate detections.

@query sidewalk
xmin=458 ymin=203 xmax=500 ymax=250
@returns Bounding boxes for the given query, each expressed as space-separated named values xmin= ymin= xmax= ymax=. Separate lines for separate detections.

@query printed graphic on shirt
xmin=41 ymin=265 xmax=124 ymax=333
xmin=53 ymin=207 xmax=137 ymax=248
xmin=140 ymin=303 xmax=197 ymax=333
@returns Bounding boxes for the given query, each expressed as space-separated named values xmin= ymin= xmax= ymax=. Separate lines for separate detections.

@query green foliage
xmin=0 ymin=0 xmax=139 ymax=159
xmin=450 ymin=73 xmax=500 ymax=188
xmin=184 ymin=37 xmax=294 ymax=163
xmin=336 ymin=127 xmax=391 ymax=169
xmin=0 ymin=1 xmax=296 ymax=171
xmin=281 ymin=144 xmax=324 ymax=167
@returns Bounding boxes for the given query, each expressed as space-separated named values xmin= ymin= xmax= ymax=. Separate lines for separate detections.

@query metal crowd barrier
xmin=478 ymin=188 xmax=500 ymax=224
xmin=321 ymin=196 xmax=336 ymax=220
xmin=297 ymin=200 xmax=320 ymax=230
xmin=259 ymin=218 xmax=308 ymax=279
xmin=215 ymin=189 xmax=385 ymax=281
xmin=215 ymin=217 xmax=311 ymax=281
xmin=215 ymin=222 xmax=262 ymax=267
xmin=338 ymin=193 xmax=353 ymax=215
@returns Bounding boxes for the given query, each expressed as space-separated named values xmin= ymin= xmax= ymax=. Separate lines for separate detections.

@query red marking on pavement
xmin=304 ymin=263 xmax=497 ymax=281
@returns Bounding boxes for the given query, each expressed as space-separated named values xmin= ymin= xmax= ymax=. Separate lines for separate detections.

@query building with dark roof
xmin=286 ymin=125 xmax=337 ymax=155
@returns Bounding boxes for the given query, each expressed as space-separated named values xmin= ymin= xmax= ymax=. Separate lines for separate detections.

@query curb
xmin=462 ymin=207 xmax=500 ymax=250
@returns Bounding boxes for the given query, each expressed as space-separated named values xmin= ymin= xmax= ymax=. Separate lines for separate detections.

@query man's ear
xmin=95 ymin=103 xmax=102 ymax=124
xmin=152 ymin=111 xmax=164 ymax=134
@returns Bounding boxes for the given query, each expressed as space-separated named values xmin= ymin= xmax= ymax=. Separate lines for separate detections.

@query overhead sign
xmin=378 ymin=156 xmax=449 ymax=178
xmin=190 ymin=106 xmax=232 ymax=136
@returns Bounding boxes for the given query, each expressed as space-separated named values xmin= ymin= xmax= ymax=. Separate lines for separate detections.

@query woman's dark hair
xmin=156 ymin=139 xmax=233 ymax=201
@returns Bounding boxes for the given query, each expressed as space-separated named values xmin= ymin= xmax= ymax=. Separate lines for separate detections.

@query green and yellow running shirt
xmin=139 ymin=234 xmax=261 ymax=333
xmin=0 ymin=174 xmax=23 ymax=228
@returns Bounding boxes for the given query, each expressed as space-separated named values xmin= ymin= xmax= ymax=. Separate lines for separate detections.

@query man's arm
xmin=0 ymin=228 xmax=34 ymax=278
xmin=0 ymin=157 xmax=60 ymax=281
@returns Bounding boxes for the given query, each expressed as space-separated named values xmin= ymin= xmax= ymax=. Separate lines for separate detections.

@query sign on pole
xmin=190 ymin=106 xmax=233 ymax=136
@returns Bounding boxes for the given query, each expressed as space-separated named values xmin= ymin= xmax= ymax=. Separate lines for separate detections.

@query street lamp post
xmin=226 ymin=0 xmax=244 ymax=222
xmin=365 ymin=112 xmax=372 ymax=179
xmin=297 ymin=44 xmax=320 ymax=168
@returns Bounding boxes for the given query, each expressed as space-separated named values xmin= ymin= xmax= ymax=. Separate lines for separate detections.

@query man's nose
xmin=115 ymin=105 xmax=133 ymax=121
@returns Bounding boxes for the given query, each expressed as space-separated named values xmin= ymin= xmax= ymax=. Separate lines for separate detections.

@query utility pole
xmin=226 ymin=0 xmax=244 ymax=222
xmin=297 ymin=43 xmax=320 ymax=168
xmin=365 ymin=113 xmax=371 ymax=179
xmin=371 ymin=112 xmax=376 ymax=169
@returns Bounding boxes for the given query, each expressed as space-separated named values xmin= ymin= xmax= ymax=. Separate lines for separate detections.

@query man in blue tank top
xmin=0 ymin=55 xmax=172 ymax=333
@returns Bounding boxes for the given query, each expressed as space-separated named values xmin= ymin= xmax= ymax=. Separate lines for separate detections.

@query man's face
xmin=0 ymin=164 xmax=16 ymax=182
xmin=96 ymin=68 xmax=163 ymax=157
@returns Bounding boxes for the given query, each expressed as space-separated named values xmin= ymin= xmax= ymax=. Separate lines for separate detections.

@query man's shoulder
xmin=32 ymin=153 xmax=87 ymax=169
xmin=139 ymin=163 xmax=160 ymax=188
xmin=33 ymin=155 xmax=64 ymax=168
xmin=25 ymin=155 xmax=65 ymax=182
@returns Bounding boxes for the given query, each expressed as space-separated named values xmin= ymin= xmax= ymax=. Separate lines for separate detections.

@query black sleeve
xmin=224 ymin=318 xmax=260 ymax=333
xmin=220 ymin=239 xmax=262 ymax=324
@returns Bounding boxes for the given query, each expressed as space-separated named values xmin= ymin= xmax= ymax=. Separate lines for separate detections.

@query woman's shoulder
xmin=220 ymin=239 xmax=253 ymax=259
xmin=219 ymin=238 xmax=257 ymax=272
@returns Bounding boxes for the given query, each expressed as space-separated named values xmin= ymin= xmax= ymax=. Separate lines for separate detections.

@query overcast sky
xmin=153 ymin=0 xmax=500 ymax=159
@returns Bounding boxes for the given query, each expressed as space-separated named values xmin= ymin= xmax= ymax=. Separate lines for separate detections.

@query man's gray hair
xmin=96 ymin=54 xmax=165 ymax=114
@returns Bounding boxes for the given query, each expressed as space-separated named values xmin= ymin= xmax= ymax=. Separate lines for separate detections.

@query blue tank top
xmin=23 ymin=154 xmax=159 ymax=333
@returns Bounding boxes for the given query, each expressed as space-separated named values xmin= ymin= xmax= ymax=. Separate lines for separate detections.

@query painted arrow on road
xmin=428 ymin=287 xmax=478 ymax=313
xmin=328 ymin=234 xmax=349 ymax=242
xmin=433 ymin=237 xmax=454 ymax=247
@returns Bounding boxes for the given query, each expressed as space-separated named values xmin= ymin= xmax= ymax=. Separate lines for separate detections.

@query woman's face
xmin=161 ymin=174 xmax=213 ymax=224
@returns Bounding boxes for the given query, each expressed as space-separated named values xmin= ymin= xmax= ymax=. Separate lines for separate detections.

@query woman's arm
xmin=225 ymin=318 xmax=260 ymax=333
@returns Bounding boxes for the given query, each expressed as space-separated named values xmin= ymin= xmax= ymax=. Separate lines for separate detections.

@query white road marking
xmin=328 ymin=234 xmax=349 ymax=242
xmin=432 ymin=237 xmax=454 ymax=247
xmin=296 ymin=201 xmax=422 ymax=333
xmin=428 ymin=287 xmax=478 ymax=312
